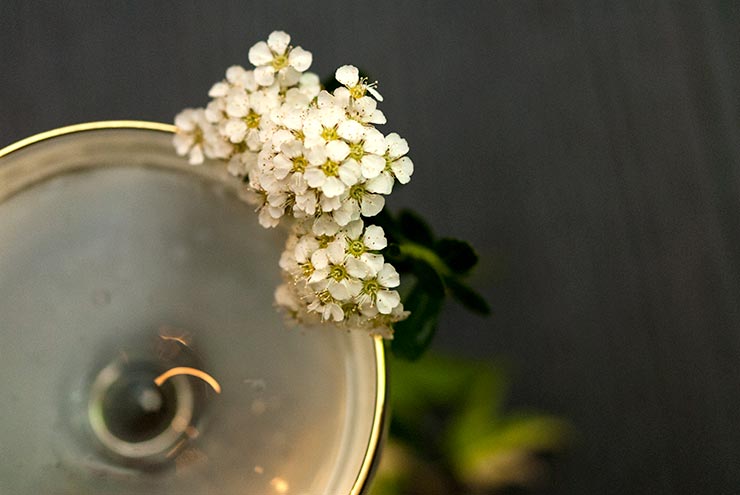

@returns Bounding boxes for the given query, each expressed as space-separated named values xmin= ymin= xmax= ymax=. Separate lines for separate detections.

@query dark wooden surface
xmin=2 ymin=1 xmax=740 ymax=493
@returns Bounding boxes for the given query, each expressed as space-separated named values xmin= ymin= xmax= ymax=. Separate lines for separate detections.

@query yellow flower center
xmin=362 ymin=279 xmax=380 ymax=295
xmin=244 ymin=110 xmax=261 ymax=129
xmin=300 ymin=261 xmax=314 ymax=278
xmin=291 ymin=155 xmax=307 ymax=173
xmin=349 ymin=84 xmax=366 ymax=100
xmin=321 ymin=126 xmax=338 ymax=141
xmin=318 ymin=290 xmax=334 ymax=304
xmin=349 ymin=184 xmax=365 ymax=201
xmin=342 ymin=302 xmax=360 ymax=316
xmin=329 ymin=264 xmax=348 ymax=282
xmin=271 ymin=54 xmax=289 ymax=71
xmin=317 ymin=235 xmax=335 ymax=248
xmin=321 ymin=160 xmax=339 ymax=177
xmin=349 ymin=141 xmax=365 ymax=161
xmin=347 ymin=239 xmax=365 ymax=256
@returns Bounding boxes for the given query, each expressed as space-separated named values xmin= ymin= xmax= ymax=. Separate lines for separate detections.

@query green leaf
xmin=411 ymin=260 xmax=446 ymax=297
xmin=399 ymin=210 xmax=435 ymax=246
xmin=384 ymin=243 xmax=402 ymax=259
xmin=392 ymin=265 xmax=445 ymax=360
xmin=435 ymin=238 xmax=478 ymax=274
xmin=446 ymin=278 xmax=491 ymax=315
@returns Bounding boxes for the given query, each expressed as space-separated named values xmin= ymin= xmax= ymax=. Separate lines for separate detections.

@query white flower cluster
xmin=173 ymin=31 xmax=413 ymax=337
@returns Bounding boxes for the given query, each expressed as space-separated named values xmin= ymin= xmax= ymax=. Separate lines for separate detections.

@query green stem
xmin=398 ymin=241 xmax=450 ymax=277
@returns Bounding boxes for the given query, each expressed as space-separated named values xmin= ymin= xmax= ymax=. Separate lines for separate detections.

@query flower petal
xmin=376 ymin=289 xmax=401 ymax=314
xmin=346 ymin=256 xmax=369 ymax=278
xmin=365 ymin=172 xmax=394 ymax=195
xmin=209 ymin=81 xmax=229 ymax=98
xmin=289 ymin=46 xmax=313 ymax=71
xmin=278 ymin=66 xmax=302 ymax=87
xmin=363 ymin=225 xmax=387 ymax=250
xmin=361 ymin=253 xmax=385 ymax=275
xmin=309 ymin=267 xmax=329 ymax=284
xmin=254 ymin=65 xmax=276 ymax=86
xmin=326 ymin=140 xmax=350 ymax=161
xmin=337 ymin=120 xmax=365 ymax=143
xmin=188 ymin=145 xmax=204 ymax=165
xmin=248 ymin=41 xmax=274 ymax=66
xmin=313 ymin=214 xmax=340 ymax=235
xmin=258 ymin=207 xmax=280 ymax=228
xmin=335 ymin=65 xmax=359 ymax=87
xmin=267 ymin=31 xmax=291 ymax=55
xmin=377 ymin=263 xmax=400 ymax=288
xmin=345 ymin=219 xmax=364 ymax=239
xmin=367 ymin=85 xmax=383 ymax=102
xmin=338 ymin=160 xmax=362 ymax=186
xmin=360 ymin=154 xmax=386 ymax=179
xmin=327 ymin=302 xmax=344 ymax=322
xmin=322 ymin=176 xmax=346 ymax=198
xmin=391 ymin=157 xmax=414 ymax=184
xmin=223 ymin=119 xmax=247 ymax=143
xmin=328 ymin=281 xmax=351 ymax=301
xmin=346 ymin=278 xmax=363 ymax=297
xmin=327 ymin=239 xmax=346 ymax=264
xmin=311 ymin=249 xmax=329 ymax=269
xmin=363 ymin=128 xmax=387 ymax=155
xmin=272 ymin=154 xmax=293 ymax=179
xmin=369 ymin=109 xmax=386 ymax=125
xmin=305 ymin=144 xmax=327 ymax=165
xmin=333 ymin=200 xmax=360 ymax=226
xmin=385 ymin=133 xmax=409 ymax=158
xmin=304 ymin=167 xmax=326 ymax=188
xmin=360 ymin=193 xmax=385 ymax=217
xmin=225 ymin=90 xmax=249 ymax=117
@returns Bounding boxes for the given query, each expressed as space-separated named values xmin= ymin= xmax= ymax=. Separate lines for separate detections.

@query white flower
xmin=334 ymin=89 xmax=386 ymax=125
xmin=272 ymin=139 xmax=306 ymax=180
xmin=242 ymin=169 xmax=285 ymax=228
xmin=174 ymin=108 xmax=232 ymax=165
xmin=356 ymin=262 xmax=402 ymax=314
xmin=290 ymin=174 xmax=318 ymax=217
xmin=342 ymin=221 xmax=387 ymax=252
xmin=335 ymin=64 xmax=383 ymax=101
xmin=366 ymin=133 xmax=414 ymax=194
xmin=204 ymin=98 xmax=226 ymax=124
xmin=339 ymin=125 xmax=387 ymax=179
xmin=297 ymin=72 xmax=321 ymax=99
xmin=174 ymin=31 xmax=413 ymax=338
xmin=226 ymin=150 xmax=258 ymax=178
xmin=219 ymin=84 xmax=282 ymax=150
xmin=276 ymin=280 xmax=324 ymax=327
xmin=228 ymin=65 xmax=259 ymax=91
xmin=333 ymin=183 xmax=385 ymax=225
xmin=248 ymin=31 xmax=313 ymax=87
xmin=303 ymin=143 xmax=360 ymax=198
xmin=306 ymin=285 xmax=345 ymax=322
xmin=309 ymin=239 xmax=364 ymax=301
xmin=302 ymin=93 xmax=347 ymax=148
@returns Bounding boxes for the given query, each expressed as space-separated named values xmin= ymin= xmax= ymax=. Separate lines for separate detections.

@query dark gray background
xmin=2 ymin=1 xmax=740 ymax=494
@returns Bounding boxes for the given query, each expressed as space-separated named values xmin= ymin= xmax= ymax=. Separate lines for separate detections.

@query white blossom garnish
xmin=174 ymin=31 xmax=413 ymax=338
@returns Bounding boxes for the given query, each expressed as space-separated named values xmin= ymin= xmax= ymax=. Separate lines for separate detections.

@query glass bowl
xmin=0 ymin=122 xmax=386 ymax=494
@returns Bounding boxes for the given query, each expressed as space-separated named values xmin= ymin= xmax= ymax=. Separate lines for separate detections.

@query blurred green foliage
xmin=375 ymin=209 xmax=491 ymax=360
xmin=369 ymin=353 xmax=572 ymax=495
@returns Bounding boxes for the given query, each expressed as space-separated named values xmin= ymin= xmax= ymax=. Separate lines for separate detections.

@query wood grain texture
xmin=1 ymin=1 xmax=739 ymax=493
